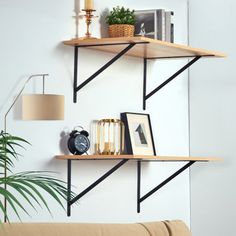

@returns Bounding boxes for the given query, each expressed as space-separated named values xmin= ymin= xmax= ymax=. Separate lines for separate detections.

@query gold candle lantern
xmin=96 ymin=119 xmax=125 ymax=155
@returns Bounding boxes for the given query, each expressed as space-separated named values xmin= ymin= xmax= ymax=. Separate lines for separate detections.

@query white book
xmin=165 ymin=11 xmax=171 ymax=42
xmin=156 ymin=9 xmax=165 ymax=41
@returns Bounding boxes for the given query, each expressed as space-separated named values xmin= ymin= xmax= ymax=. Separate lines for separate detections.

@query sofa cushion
xmin=0 ymin=223 xmax=150 ymax=236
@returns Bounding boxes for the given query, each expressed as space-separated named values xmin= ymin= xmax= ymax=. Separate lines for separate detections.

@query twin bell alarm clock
xmin=67 ymin=127 xmax=90 ymax=155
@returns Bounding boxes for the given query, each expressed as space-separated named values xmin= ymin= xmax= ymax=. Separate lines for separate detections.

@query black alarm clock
xmin=67 ymin=127 xmax=90 ymax=155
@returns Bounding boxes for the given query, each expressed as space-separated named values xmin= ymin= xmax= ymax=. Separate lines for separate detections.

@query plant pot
xmin=108 ymin=24 xmax=135 ymax=38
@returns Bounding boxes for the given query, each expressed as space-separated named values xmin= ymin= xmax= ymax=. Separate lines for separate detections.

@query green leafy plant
xmin=0 ymin=131 xmax=69 ymax=222
xmin=106 ymin=6 xmax=135 ymax=25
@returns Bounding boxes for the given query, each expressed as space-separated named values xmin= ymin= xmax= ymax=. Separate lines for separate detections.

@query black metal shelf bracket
xmin=137 ymin=160 xmax=196 ymax=213
xmin=73 ymin=43 xmax=138 ymax=103
xmin=143 ymin=56 xmax=202 ymax=110
xmin=67 ymin=159 xmax=128 ymax=216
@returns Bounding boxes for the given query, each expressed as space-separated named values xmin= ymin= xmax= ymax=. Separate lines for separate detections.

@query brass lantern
xmin=96 ymin=119 xmax=125 ymax=155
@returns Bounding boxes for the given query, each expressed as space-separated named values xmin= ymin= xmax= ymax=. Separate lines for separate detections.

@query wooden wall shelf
xmin=63 ymin=37 xmax=225 ymax=106
xmin=56 ymin=154 xmax=221 ymax=216
xmin=63 ymin=37 xmax=225 ymax=59
xmin=56 ymin=154 xmax=220 ymax=161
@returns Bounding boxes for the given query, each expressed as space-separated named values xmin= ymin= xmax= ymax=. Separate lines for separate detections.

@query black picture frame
xmin=134 ymin=10 xmax=157 ymax=39
xmin=121 ymin=112 xmax=156 ymax=155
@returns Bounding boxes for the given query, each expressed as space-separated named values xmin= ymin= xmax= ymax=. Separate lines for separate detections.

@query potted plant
xmin=0 ymin=131 xmax=70 ymax=222
xmin=106 ymin=6 xmax=135 ymax=37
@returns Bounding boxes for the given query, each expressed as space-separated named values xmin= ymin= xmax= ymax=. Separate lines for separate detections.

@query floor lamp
xmin=3 ymin=73 xmax=65 ymax=222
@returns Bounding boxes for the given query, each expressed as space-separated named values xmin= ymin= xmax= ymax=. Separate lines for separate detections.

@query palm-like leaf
xmin=0 ymin=131 xmax=29 ymax=172
xmin=0 ymin=131 xmax=71 ymax=222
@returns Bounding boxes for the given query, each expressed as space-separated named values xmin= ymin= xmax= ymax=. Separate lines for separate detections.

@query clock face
xmin=74 ymin=134 xmax=90 ymax=153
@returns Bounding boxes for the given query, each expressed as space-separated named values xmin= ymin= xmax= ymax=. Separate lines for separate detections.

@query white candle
xmin=84 ymin=0 xmax=94 ymax=10
xmin=74 ymin=0 xmax=80 ymax=13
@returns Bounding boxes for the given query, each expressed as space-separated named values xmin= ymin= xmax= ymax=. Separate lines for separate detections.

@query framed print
xmin=121 ymin=112 xmax=156 ymax=155
xmin=134 ymin=10 xmax=157 ymax=39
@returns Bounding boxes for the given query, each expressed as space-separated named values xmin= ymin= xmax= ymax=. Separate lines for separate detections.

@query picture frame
xmin=121 ymin=112 xmax=156 ymax=155
xmin=134 ymin=9 xmax=172 ymax=41
xmin=134 ymin=10 xmax=157 ymax=39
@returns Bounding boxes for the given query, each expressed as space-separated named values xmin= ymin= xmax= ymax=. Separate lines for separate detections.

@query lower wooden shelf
xmin=55 ymin=154 xmax=221 ymax=216
xmin=55 ymin=154 xmax=221 ymax=161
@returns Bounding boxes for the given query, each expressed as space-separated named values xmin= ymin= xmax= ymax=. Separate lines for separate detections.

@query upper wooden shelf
xmin=55 ymin=154 xmax=221 ymax=162
xmin=63 ymin=37 xmax=226 ymax=59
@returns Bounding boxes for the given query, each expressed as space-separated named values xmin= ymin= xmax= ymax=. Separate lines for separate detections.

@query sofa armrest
xmin=141 ymin=220 xmax=191 ymax=236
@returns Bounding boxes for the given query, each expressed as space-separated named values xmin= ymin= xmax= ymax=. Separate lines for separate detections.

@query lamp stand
xmin=3 ymin=73 xmax=48 ymax=222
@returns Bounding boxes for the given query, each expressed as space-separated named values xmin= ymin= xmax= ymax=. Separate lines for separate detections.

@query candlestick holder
xmin=81 ymin=9 xmax=97 ymax=39
xmin=73 ymin=12 xmax=82 ymax=39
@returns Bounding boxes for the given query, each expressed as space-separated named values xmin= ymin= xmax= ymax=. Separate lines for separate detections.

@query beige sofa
xmin=0 ymin=220 xmax=191 ymax=236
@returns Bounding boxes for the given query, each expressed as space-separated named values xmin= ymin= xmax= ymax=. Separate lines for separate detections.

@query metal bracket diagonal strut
xmin=137 ymin=161 xmax=195 ymax=213
xmin=73 ymin=43 xmax=136 ymax=102
xmin=69 ymin=159 xmax=128 ymax=207
xmin=143 ymin=56 xmax=202 ymax=109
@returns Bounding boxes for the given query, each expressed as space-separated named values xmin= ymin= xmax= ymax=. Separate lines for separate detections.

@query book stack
xmin=134 ymin=9 xmax=174 ymax=43
xmin=159 ymin=9 xmax=174 ymax=42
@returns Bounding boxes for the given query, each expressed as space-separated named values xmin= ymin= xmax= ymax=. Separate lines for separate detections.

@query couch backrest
xmin=0 ymin=220 xmax=191 ymax=236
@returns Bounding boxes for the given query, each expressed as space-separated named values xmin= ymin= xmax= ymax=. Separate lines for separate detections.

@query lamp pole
xmin=3 ymin=73 xmax=48 ymax=222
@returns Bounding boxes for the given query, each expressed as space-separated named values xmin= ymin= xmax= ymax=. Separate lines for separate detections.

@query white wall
xmin=189 ymin=0 xmax=236 ymax=235
xmin=0 ymin=0 xmax=190 ymax=223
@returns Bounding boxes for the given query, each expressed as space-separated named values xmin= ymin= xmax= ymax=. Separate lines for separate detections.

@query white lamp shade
xmin=22 ymin=94 xmax=64 ymax=120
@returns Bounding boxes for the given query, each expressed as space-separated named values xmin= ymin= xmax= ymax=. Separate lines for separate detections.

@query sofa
xmin=0 ymin=220 xmax=191 ymax=236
